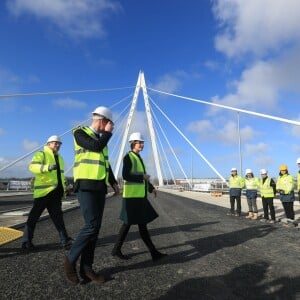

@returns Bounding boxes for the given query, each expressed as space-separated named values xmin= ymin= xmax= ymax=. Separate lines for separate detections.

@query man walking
xmin=64 ymin=106 xmax=119 ymax=285
xmin=22 ymin=135 xmax=72 ymax=250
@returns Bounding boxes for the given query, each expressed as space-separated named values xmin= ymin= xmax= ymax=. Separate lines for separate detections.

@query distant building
xmin=7 ymin=180 xmax=31 ymax=191
xmin=175 ymin=178 xmax=228 ymax=191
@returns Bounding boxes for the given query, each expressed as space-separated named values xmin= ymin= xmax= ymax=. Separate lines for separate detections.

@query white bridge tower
xmin=114 ymin=71 xmax=164 ymax=186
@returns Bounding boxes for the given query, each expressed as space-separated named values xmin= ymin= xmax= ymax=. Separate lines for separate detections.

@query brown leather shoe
xmin=83 ymin=270 xmax=106 ymax=284
xmin=63 ymin=256 xmax=79 ymax=285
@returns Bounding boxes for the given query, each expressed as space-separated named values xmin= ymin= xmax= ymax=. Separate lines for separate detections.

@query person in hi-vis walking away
xmin=22 ymin=135 xmax=72 ymax=250
xmin=111 ymin=132 xmax=167 ymax=262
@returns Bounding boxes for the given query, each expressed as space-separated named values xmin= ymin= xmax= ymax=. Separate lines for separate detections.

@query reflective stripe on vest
xmin=29 ymin=146 xmax=65 ymax=198
xmin=123 ymin=152 xmax=146 ymax=198
xmin=260 ymin=177 xmax=274 ymax=198
xmin=73 ymin=126 xmax=109 ymax=184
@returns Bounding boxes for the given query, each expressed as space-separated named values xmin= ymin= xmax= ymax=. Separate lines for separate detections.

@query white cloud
xmin=209 ymin=0 xmax=300 ymax=118
xmin=130 ymin=111 xmax=148 ymax=136
xmin=0 ymin=128 xmax=5 ymax=136
xmin=253 ymin=155 xmax=274 ymax=171
xmin=151 ymin=73 xmax=183 ymax=94
xmin=0 ymin=68 xmax=21 ymax=94
xmin=213 ymin=0 xmax=300 ymax=57
xmin=151 ymin=70 xmax=201 ymax=94
xmin=53 ymin=97 xmax=87 ymax=109
xmin=7 ymin=0 xmax=121 ymax=40
xmin=210 ymin=44 xmax=300 ymax=115
xmin=22 ymin=139 xmax=39 ymax=151
xmin=187 ymin=119 xmax=257 ymax=146
xmin=244 ymin=142 xmax=268 ymax=156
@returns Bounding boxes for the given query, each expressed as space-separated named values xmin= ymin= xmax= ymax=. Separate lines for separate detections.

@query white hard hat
xmin=128 ymin=132 xmax=144 ymax=143
xmin=92 ymin=106 xmax=113 ymax=122
xmin=46 ymin=135 xmax=62 ymax=144
xmin=245 ymin=168 xmax=252 ymax=175
xmin=260 ymin=169 xmax=267 ymax=174
xmin=231 ymin=167 xmax=237 ymax=172
xmin=296 ymin=157 xmax=300 ymax=164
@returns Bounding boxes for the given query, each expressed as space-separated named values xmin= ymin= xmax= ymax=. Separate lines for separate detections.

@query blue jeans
xmin=68 ymin=189 xmax=106 ymax=270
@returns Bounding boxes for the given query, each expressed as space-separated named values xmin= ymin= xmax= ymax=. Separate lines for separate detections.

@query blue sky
xmin=1 ymin=0 xmax=300 ymax=182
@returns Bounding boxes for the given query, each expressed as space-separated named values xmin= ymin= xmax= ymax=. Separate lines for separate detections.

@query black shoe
xmin=64 ymin=256 xmax=79 ymax=285
xmin=80 ymin=269 xmax=106 ymax=284
xmin=111 ymin=249 xmax=130 ymax=260
xmin=226 ymin=211 xmax=234 ymax=216
xmin=79 ymin=269 xmax=92 ymax=283
xmin=21 ymin=241 xmax=35 ymax=250
xmin=62 ymin=237 xmax=74 ymax=250
xmin=151 ymin=251 xmax=168 ymax=262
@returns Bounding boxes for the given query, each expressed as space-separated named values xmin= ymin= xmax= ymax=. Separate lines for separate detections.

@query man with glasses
xmin=64 ymin=106 xmax=120 ymax=285
xmin=21 ymin=135 xmax=72 ymax=250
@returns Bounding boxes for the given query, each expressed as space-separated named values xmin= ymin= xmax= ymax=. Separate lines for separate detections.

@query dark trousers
xmin=22 ymin=190 xmax=68 ymax=244
xmin=262 ymin=197 xmax=275 ymax=220
xmin=68 ymin=189 xmax=106 ymax=271
xmin=230 ymin=196 xmax=241 ymax=214
xmin=282 ymin=202 xmax=295 ymax=220
xmin=113 ymin=223 xmax=157 ymax=253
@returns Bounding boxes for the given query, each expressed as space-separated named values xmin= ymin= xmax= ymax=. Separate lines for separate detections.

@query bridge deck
xmin=1 ymin=190 xmax=300 ymax=299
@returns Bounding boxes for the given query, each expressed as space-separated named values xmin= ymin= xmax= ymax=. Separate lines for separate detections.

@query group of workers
xmin=20 ymin=103 xmax=300 ymax=285
xmin=21 ymin=106 xmax=166 ymax=286
xmin=228 ymin=163 xmax=300 ymax=226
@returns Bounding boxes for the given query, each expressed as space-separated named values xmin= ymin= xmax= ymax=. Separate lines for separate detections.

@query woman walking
xmin=112 ymin=132 xmax=167 ymax=262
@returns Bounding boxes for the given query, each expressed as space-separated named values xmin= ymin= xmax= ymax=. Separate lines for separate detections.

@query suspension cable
xmin=0 ymin=86 xmax=135 ymax=99
xmin=150 ymin=104 xmax=176 ymax=183
xmin=149 ymin=96 xmax=226 ymax=182
xmin=148 ymin=97 xmax=192 ymax=187
xmin=148 ymin=87 xmax=300 ymax=127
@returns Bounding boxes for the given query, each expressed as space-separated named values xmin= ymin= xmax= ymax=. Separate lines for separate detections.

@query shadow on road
xmin=157 ymin=261 xmax=300 ymax=300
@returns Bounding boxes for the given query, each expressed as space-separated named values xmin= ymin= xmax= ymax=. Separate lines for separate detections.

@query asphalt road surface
xmin=0 ymin=194 xmax=34 ymax=212
xmin=1 ymin=191 xmax=300 ymax=299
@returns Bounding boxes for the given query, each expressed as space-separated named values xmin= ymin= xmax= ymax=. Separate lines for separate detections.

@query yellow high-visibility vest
xmin=276 ymin=174 xmax=294 ymax=194
xmin=260 ymin=177 xmax=274 ymax=198
xmin=245 ymin=177 xmax=260 ymax=190
xmin=29 ymin=146 xmax=65 ymax=198
xmin=229 ymin=175 xmax=245 ymax=189
xmin=123 ymin=152 xmax=146 ymax=198
xmin=73 ymin=126 xmax=109 ymax=184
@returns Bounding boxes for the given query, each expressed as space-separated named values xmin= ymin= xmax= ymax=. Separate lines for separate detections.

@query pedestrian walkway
xmin=159 ymin=187 xmax=300 ymax=221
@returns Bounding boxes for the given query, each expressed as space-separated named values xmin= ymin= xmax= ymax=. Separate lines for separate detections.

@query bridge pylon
xmin=114 ymin=71 xmax=164 ymax=186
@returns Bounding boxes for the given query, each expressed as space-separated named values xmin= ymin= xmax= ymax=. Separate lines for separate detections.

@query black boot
xmin=150 ymin=249 xmax=168 ymax=262
xmin=111 ymin=224 xmax=131 ymax=260
xmin=59 ymin=230 xmax=73 ymax=250
xmin=138 ymin=224 xmax=167 ymax=262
